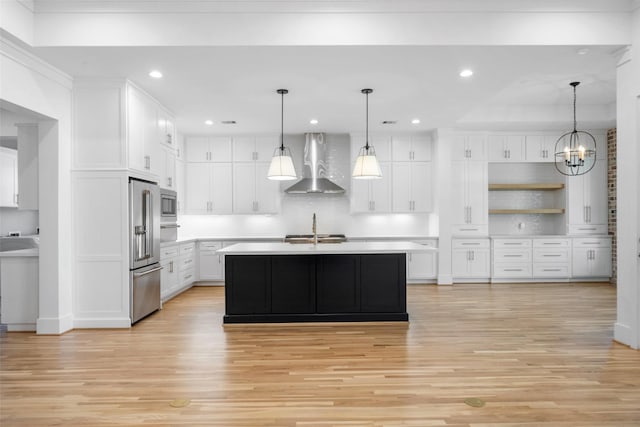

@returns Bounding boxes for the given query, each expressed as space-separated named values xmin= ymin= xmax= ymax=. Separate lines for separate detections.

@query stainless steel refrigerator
xmin=129 ymin=178 xmax=161 ymax=324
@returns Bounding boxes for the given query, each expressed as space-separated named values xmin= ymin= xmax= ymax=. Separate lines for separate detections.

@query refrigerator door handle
xmin=133 ymin=265 xmax=164 ymax=277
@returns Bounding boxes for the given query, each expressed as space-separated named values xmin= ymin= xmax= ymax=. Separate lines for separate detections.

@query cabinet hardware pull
xmin=543 ymin=254 xmax=562 ymax=257
xmin=543 ymin=242 xmax=561 ymax=245
xmin=543 ymin=269 xmax=562 ymax=272
xmin=504 ymin=268 xmax=523 ymax=272
xmin=462 ymin=242 xmax=480 ymax=245
xmin=504 ymin=254 xmax=523 ymax=257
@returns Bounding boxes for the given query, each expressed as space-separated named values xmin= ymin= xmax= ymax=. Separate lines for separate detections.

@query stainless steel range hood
xmin=285 ymin=133 xmax=345 ymax=194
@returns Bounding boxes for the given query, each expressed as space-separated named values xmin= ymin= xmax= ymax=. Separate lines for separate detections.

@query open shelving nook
xmin=488 ymin=163 xmax=567 ymax=235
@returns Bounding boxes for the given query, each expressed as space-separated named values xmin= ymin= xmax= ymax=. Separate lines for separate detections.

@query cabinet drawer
xmin=533 ymin=239 xmax=570 ymax=248
xmin=180 ymin=267 xmax=195 ymax=285
xmin=200 ymin=241 xmax=223 ymax=252
xmin=493 ymin=263 xmax=532 ymax=278
xmin=179 ymin=256 xmax=195 ymax=270
xmin=452 ymin=239 xmax=490 ymax=249
xmin=533 ymin=248 xmax=569 ymax=263
xmin=572 ymin=238 xmax=611 ymax=248
xmin=568 ymin=224 xmax=607 ymax=235
xmin=533 ymin=264 xmax=570 ymax=278
xmin=452 ymin=225 xmax=488 ymax=236
xmin=161 ymin=246 xmax=179 ymax=260
xmin=493 ymin=239 xmax=531 ymax=248
xmin=179 ymin=242 xmax=196 ymax=255
xmin=494 ymin=249 xmax=532 ymax=263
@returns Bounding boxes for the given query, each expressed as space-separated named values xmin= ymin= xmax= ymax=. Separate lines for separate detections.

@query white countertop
xmin=218 ymin=241 xmax=437 ymax=255
xmin=0 ymin=248 xmax=39 ymax=257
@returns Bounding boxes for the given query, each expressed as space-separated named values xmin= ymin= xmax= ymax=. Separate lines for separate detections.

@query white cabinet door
xmin=392 ymin=163 xmax=412 ymax=212
xmin=210 ymin=163 xmax=233 ymax=214
xmin=255 ymin=162 xmax=280 ymax=213
xmin=572 ymin=247 xmax=611 ymax=277
xmin=185 ymin=163 xmax=210 ymax=214
xmin=411 ymin=161 xmax=432 ymax=212
xmin=453 ymin=135 xmax=486 ymax=161
xmin=488 ymin=135 xmax=524 ymax=162
xmin=144 ymin=99 xmax=161 ymax=177
xmin=127 ymin=88 xmax=147 ymax=173
xmin=199 ymin=242 xmax=224 ymax=280
xmin=567 ymin=160 xmax=607 ymax=234
xmin=408 ymin=251 xmax=437 ymax=280
xmin=160 ymin=146 xmax=176 ymax=190
xmin=210 ymin=137 xmax=233 ymax=162
xmin=452 ymin=249 xmax=471 ymax=277
xmin=525 ymin=135 xmax=555 ymax=162
xmin=0 ymin=148 xmax=18 ymax=207
xmin=232 ymin=136 xmax=257 ymax=162
xmin=466 ymin=161 xmax=487 ymax=225
xmin=411 ymin=136 xmax=432 ymax=161
xmin=233 ymin=162 xmax=256 ymax=213
xmin=391 ymin=136 xmax=413 ymax=161
xmin=16 ymin=124 xmax=38 ymax=210
xmin=185 ymin=136 xmax=210 ymax=162
xmin=255 ymin=136 xmax=279 ymax=162
xmin=450 ymin=160 xmax=467 ymax=225
xmin=370 ymin=163 xmax=391 ymax=212
xmin=176 ymin=160 xmax=185 ymax=213
xmin=350 ymin=178 xmax=371 ymax=212
xmin=469 ymin=249 xmax=491 ymax=277
xmin=160 ymin=258 xmax=179 ymax=300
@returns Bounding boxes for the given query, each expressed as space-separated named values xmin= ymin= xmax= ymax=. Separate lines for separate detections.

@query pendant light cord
xmin=365 ymin=90 xmax=369 ymax=150
xmin=573 ymin=84 xmax=577 ymax=133
xmin=280 ymin=90 xmax=285 ymax=152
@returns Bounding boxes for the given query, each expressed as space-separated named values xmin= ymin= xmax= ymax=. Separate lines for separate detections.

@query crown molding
xmin=32 ymin=0 xmax=635 ymax=14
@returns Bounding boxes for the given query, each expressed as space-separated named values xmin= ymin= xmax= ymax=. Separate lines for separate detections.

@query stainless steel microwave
xmin=160 ymin=189 xmax=177 ymax=221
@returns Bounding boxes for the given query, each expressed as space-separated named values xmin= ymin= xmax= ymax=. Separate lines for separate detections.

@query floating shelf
xmin=488 ymin=183 xmax=565 ymax=191
xmin=489 ymin=208 xmax=565 ymax=215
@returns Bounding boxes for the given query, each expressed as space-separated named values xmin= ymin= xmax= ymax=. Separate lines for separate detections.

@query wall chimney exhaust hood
xmin=285 ymin=133 xmax=345 ymax=194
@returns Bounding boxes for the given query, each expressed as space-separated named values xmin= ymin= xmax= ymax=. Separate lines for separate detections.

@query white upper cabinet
xmin=128 ymin=85 xmax=161 ymax=178
xmin=566 ymin=160 xmax=608 ymax=235
xmin=159 ymin=145 xmax=176 ymax=190
xmin=351 ymin=163 xmax=392 ymax=213
xmin=391 ymin=161 xmax=432 ymax=212
xmin=451 ymin=160 xmax=488 ymax=235
xmin=0 ymin=147 xmax=18 ymax=207
xmin=525 ymin=135 xmax=556 ymax=162
xmin=452 ymin=135 xmax=486 ymax=161
xmin=487 ymin=135 xmax=525 ymax=162
xmin=391 ymin=135 xmax=431 ymax=161
xmin=185 ymin=162 xmax=233 ymax=214
xmin=233 ymin=162 xmax=280 ymax=214
xmin=16 ymin=124 xmax=38 ymax=210
xmin=175 ymin=134 xmax=185 ymax=161
xmin=185 ymin=136 xmax=232 ymax=162
xmin=157 ymin=108 xmax=175 ymax=147
xmin=234 ymin=136 xmax=278 ymax=163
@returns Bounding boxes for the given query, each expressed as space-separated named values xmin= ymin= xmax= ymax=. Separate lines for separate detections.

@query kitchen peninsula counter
xmin=218 ymin=242 xmax=435 ymax=324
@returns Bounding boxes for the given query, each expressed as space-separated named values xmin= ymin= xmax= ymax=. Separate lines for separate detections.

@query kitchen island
xmin=217 ymin=241 xmax=435 ymax=324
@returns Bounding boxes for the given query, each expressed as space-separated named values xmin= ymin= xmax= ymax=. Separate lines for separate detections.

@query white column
xmin=614 ymin=7 xmax=640 ymax=349
xmin=435 ymin=128 xmax=453 ymax=285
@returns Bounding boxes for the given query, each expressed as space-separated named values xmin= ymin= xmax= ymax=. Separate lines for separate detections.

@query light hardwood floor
xmin=2 ymin=283 xmax=639 ymax=426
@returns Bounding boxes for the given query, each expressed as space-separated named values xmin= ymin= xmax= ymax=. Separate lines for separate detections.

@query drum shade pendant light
xmin=352 ymin=88 xmax=382 ymax=179
xmin=267 ymin=89 xmax=297 ymax=180
xmin=554 ymin=82 xmax=596 ymax=176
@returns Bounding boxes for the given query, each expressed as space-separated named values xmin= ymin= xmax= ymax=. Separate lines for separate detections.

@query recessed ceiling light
xmin=204 ymin=120 xmax=213 ymax=126
xmin=411 ymin=119 xmax=420 ymax=124
xmin=221 ymin=120 xmax=236 ymax=125
xmin=309 ymin=119 xmax=318 ymax=125
xmin=459 ymin=69 xmax=473 ymax=78
xmin=382 ymin=120 xmax=397 ymax=125
xmin=149 ymin=70 xmax=163 ymax=79
xmin=577 ymin=48 xmax=589 ymax=55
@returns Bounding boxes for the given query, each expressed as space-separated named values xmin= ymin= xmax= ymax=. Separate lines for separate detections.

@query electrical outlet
xmin=8 ymin=231 xmax=21 ymax=237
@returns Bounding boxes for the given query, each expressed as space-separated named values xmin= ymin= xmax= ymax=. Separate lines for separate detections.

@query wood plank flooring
xmin=2 ymin=282 xmax=639 ymax=426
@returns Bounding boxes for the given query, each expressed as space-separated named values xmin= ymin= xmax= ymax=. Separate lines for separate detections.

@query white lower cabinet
xmin=160 ymin=242 xmax=196 ymax=301
xmin=492 ymin=238 xmax=533 ymax=279
xmin=452 ymin=238 xmax=491 ymax=280
xmin=533 ymin=238 xmax=571 ymax=279
xmin=407 ymin=239 xmax=438 ymax=281
xmin=198 ymin=241 xmax=226 ymax=282
xmin=572 ymin=237 xmax=612 ymax=278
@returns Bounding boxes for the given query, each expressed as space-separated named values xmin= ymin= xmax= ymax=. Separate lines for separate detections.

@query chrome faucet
xmin=312 ymin=213 xmax=317 ymax=245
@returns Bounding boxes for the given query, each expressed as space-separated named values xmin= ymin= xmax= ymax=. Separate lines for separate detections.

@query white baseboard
xmin=614 ymin=322 xmax=638 ymax=349
xmin=36 ymin=313 xmax=73 ymax=335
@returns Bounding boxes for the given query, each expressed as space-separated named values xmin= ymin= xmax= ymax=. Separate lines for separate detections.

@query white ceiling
xmin=34 ymin=44 xmax=620 ymax=135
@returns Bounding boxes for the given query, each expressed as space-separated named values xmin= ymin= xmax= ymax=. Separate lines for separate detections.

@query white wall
xmin=0 ymin=35 xmax=74 ymax=334
xmin=614 ymin=6 xmax=640 ymax=349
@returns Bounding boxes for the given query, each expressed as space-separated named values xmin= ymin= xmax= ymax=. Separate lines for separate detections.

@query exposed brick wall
xmin=607 ymin=128 xmax=617 ymax=283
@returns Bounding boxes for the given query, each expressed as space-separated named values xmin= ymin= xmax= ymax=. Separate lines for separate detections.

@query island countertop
xmin=217 ymin=241 xmax=437 ymax=255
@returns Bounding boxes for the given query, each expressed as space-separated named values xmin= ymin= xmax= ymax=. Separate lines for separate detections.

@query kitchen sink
xmin=284 ymin=234 xmax=347 ymax=244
